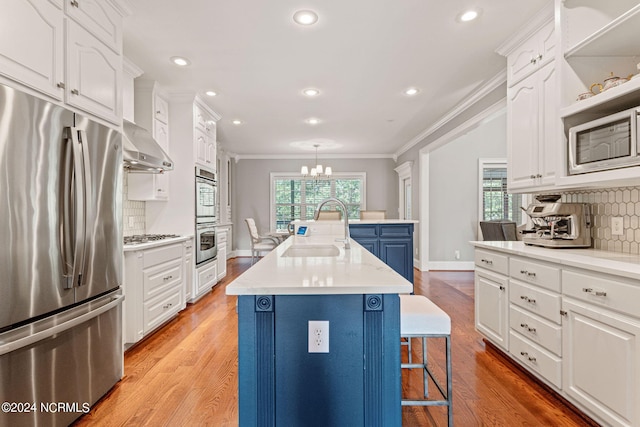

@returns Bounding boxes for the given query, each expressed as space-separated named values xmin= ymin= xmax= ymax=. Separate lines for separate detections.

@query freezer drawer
xmin=0 ymin=293 xmax=123 ymax=427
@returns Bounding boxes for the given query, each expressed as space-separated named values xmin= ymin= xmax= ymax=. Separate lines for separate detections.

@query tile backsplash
xmin=123 ymin=172 xmax=145 ymax=236
xmin=559 ymin=186 xmax=640 ymax=254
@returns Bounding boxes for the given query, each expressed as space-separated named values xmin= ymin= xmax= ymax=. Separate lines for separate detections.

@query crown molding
xmin=394 ymin=69 xmax=507 ymax=158
xmin=495 ymin=2 xmax=554 ymax=56
xmin=233 ymin=153 xmax=395 ymax=161
xmin=123 ymin=57 xmax=143 ymax=78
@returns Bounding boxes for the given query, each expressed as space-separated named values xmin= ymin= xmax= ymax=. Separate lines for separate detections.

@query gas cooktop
xmin=124 ymin=234 xmax=181 ymax=245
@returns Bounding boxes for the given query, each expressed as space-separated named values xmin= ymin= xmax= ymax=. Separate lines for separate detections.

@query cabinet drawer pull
xmin=536 ymin=54 xmax=542 ymax=61
xmin=528 ymin=356 xmax=537 ymax=362
xmin=520 ymin=295 xmax=536 ymax=304
xmin=163 ymin=275 xmax=173 ymax=281
xmin=70 ymin=0 xmax=79 ymax=7
xmin=481 ymin=258 xmax=493 ymax=265
xmin=499 ymin=286 xmax=505 ymax=291
xmin=520 ymin=270 xmax=527 ymax=274
xmin=57 ymin=82 xmax=65 ymax=89
xmin=530 ymin=58 xmax=536 ymax=65
xmin=526 ymin=272 xmax=536 ymax=277
xmin=520 ymin=351 xmax=528 ymax=357
xmin=582 ymin=287 xmax=607 ymax=297
xmin=520 ymin=323 xmax=536 ymax=333
xmin=163 ymin=303 xmax=173 ymax=309
xmin=71 ymin=89 xmax=79 ymax=95
xmin=530 ymin=174 xmax=536 ymax=179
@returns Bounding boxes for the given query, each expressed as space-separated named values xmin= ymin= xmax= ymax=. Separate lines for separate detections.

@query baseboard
xmin=234 ymin=249 xmax=252 ymax=257
xmin=428 ymin=261 xmax=475 ymax=271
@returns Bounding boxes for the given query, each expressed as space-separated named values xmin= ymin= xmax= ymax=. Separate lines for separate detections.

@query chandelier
xmin=301 ymin=144 xmax=332 ymax=178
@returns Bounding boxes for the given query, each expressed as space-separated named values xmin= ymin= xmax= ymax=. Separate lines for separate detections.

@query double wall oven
xmin=195 ymin=166 xmax=217 ymax=265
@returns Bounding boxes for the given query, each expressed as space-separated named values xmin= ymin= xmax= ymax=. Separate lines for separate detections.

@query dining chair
xmin=245 ymin=218 xmax=279 ymax=264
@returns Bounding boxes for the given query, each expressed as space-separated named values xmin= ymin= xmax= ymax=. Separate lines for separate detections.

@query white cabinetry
xmin=507 ymin=20 xmax=555 ymax=85
xmin=183 ymin=239 xmax=194 ymax=302
xmin=508 ymin=257 xmax=562 ymax=389
xmin=556 ymin=1 xmax=640 ymax=189
xmin=0 ymin=0 xmax=123 ymax=124
xmin=474 ymin=250 xmax=509 ymax=350
xmin=507 ymin=62 xmax=558 ymax=191
xmin=193 ymin=261 xmax=217 ymax=303
xmin=128 ymin=80 xmax=171 ymax=201
xmin=216 ymin=227 xmax=228 ymax=281
xmin=562 ymin=269 xmax=640 ymax=427
xmin=124 ymin=242 xmax=186 ymax=346
xmin=194 ymin=102 xmax=218 ymax=170
xmin=473 ymin=244 xmax=640 ymax=427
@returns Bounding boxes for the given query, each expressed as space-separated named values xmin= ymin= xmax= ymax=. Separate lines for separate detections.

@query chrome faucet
xmin=314 ymin=197 xmax=351 ymax=249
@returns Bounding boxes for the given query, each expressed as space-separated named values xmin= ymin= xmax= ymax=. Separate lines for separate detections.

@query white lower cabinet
xmin=192 ymin=261 xmax=217 ymax=302
xmin=184 ymin=239 xmax=194 ymax=302
xmin=216 ymin=227 xmax=228 ymax=281
xmin=124 ymin=242 xmax=186 ymax=346
xmin=474 ymin=246 xmax=640 ymax=427
xmin=475 ymin=268 xmax=509 ymax=350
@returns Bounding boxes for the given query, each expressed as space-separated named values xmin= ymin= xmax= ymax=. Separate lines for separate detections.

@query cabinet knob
xmin=57 ymin=82 xmax=65 ymax=89
xmin=499 ymin=285 xmax=505 ymax=291
xmin=536 ymin=174 xmax=542 ymax=178
xmin=71 ymin=89 xmax=79 ymax=95
xmin=70 ymin=0 xmax=79 ymax=7
xmin=530 ymin=58 xmax=537 ymax=65
xmin=530 ymin=174 xmax=536 ymax=179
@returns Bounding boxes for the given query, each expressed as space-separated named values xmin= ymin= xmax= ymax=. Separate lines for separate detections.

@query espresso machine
xmin=521 ymin=195 xmax=592 ymax=248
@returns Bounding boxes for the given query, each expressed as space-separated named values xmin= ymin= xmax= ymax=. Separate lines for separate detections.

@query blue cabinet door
xmin=350 ymin=223 xmax=413 ymax=283
xmin=380 ymin=240 xmax=413 ymax=284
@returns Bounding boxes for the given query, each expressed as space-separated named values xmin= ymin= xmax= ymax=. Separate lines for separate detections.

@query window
xmin=478 ymin=159 xmax=523 ymax=224
xmin=271 ymin=173 xmax=365 ymax=231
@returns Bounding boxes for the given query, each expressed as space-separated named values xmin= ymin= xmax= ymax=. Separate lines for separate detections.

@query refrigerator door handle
xmin=63 ymin=127 xmax=87 ymax=289
xmin=0 ymin=294 xmax=124 ymax=357
xmin=77 ymin=129 xmax=93 ymax=287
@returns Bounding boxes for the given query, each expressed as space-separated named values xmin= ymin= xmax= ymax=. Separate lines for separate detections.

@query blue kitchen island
xmin=226 ymin=234 xmax=413 ymax=427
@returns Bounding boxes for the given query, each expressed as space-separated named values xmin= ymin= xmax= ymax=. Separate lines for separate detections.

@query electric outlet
xmin=308 ymin=320 xmax=329 ymax=353
xmin=454 ymin=250 xmax=460 ymax=260
xmin=612 ymin=217 xmax=624 ymax=235
xmin=128 ymin=216 xmax=135 ymax=227
xmin=415 ymin=247 xmax=419 ymax=256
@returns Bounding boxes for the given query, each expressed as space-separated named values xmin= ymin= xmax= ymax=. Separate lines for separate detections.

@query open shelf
xmin=565 ymin=4 xmax=640 ymax=58
xmin=560 ymin=75 xmax=640 ymax=118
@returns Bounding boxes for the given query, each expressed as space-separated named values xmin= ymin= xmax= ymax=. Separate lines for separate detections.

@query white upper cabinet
xmin=0 ymin=0 xmax=124 ymax=124
xmin=508 ymin=63 xmax=558 ymax=192
xmin=66 ymin=20 xmax=121 ymax=124
xmin=507 ymin=20 xmax=556 ymax=86
xmin=65 ymin=0 xmax=122 ymax=53
xmin=194 ymin=101 xmax=219 ymax=170
xmin=0 ymin=0 xmax=64 ymax=99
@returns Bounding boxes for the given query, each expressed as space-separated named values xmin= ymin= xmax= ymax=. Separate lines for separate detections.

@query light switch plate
xmin=308 ymin=320 xmax=329 ymax=353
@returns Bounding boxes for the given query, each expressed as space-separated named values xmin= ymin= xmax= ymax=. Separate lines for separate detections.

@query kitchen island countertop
xmin=226 ymin=234 xmax=413 ymax=295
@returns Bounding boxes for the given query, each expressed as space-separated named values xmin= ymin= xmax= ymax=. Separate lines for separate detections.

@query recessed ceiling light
xmin=303 ymin=88 xmax=320 ymax=97
xmin=306 ymin=118 xmax=320 ymax=125
xmin=404 ymin=87 xmax=420 ymax=96
xmin=170 ymin=56 xmax=190 ymax=66
xmin=205 ymin=91 xmax=217 ymax=97
xmin=232 ymin=120 xmax=242 ymax=125
xmin=458 ymin=9 xmax=480 ymax=22
xmin=293 ymin=10 xmax=318 ymax=25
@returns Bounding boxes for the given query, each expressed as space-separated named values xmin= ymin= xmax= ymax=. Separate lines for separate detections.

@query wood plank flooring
xmin=73 ymin=260 xmax=595 ymax=426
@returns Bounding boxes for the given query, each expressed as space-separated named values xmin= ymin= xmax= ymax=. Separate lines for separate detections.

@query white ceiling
xmin=123 ymin=0 xmax=549 ymax=157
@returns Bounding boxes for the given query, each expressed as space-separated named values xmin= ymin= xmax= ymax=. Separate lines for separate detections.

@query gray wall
xmin=396 ymin=84 xmax=507 ymax=265
xmin=429 ymin=111 xmax=506 ymax=262
xmin=232 ymin=158 xmax=398 ymax=251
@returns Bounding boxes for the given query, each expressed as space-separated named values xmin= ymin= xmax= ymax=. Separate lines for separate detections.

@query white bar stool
xmin=400 ymin=294 xmax=453 ymax=427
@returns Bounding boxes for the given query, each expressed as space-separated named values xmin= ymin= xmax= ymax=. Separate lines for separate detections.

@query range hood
xmin=122 ymin=120 xmax=174 ymax=172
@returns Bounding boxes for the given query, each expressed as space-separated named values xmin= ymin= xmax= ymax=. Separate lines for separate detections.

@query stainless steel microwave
xmin=568 ymin=106 xmax=640 ymax=175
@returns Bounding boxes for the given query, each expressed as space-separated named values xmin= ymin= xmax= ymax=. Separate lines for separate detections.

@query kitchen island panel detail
xmin=237 ymin=294 xmax=401 ymax=427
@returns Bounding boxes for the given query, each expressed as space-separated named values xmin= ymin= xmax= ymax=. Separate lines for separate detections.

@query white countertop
xmin=123 ymin=235 xmax=193 ymax=252
xmin=472 ymin=241 xmax=640 ymax=281
xmin=226 ymin=235 xmax=414 ymax=296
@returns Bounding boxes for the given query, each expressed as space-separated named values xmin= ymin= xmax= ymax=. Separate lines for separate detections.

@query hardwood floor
xmin=73 ymin=260 xmax=594 ymax=426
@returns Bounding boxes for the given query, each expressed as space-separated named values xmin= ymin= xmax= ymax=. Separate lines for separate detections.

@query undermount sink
xmin=282 ymin=244 xmax=340 ymax=258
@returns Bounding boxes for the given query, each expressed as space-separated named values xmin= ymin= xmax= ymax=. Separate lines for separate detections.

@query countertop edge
xmin=123 ymin=235 xmax=194 ymax=252
xmin=471 ymin=241 xmax=640 ymax=281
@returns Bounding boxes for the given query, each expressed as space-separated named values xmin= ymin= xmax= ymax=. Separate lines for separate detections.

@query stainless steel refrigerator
xmin=0 ymin=83 xmax=124 ymax=426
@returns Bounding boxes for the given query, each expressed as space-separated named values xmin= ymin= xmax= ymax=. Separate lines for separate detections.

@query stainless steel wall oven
xmin=195 ymin=166 xmax=217 ymax=221
xmin=196 ymin=222 xmax=217 ymax=265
